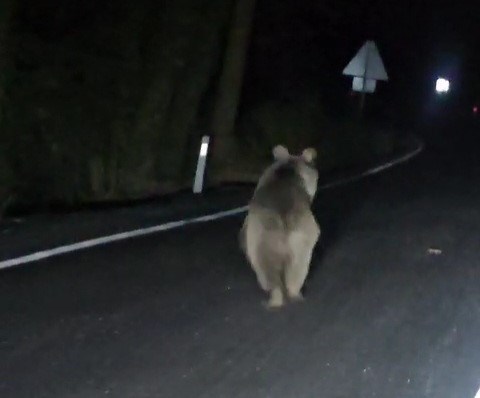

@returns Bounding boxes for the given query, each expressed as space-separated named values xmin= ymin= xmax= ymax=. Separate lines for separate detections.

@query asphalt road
xmin=1 ymin=127 xmax=480 ymax=398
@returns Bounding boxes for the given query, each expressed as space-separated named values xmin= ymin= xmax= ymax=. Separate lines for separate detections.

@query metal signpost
xmin=343 ymin=40 xmax=389 ymax=113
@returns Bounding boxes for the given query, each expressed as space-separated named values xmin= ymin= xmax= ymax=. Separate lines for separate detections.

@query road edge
xmin=0 ymin=136 xmax=424 ymax=270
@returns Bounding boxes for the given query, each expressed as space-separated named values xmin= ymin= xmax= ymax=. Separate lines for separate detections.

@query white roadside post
xmin=193 ymin=135 xmax=210 ymax=194
xmin=343 ymin=40 xmax=389 ymax=113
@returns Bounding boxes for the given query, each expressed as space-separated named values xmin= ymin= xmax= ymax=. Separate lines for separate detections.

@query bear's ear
xmin=302 ymin=147 xmax=317 ymax=163
xmin=272 ymin=145 xmax=289 ymax=160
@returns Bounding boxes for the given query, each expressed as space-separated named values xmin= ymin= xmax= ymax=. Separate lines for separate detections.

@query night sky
xmin=243 ymin=0 xmax=480 ymax=122
xmin=15 ymin=0 xmax=480 ymax=121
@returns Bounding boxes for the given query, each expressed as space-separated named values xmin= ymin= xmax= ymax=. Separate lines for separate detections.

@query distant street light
xmin=435 ymin=77 xmax=450 ymax=94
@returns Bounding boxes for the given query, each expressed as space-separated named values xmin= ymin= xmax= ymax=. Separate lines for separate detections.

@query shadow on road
xmin=307 ymin=179 xmax=374 ymax=287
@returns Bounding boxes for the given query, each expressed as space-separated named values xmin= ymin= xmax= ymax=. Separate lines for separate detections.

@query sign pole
xmin=359 ymin=42 xmax=371 ymax=116
xmin=359 ymin=91 xmax=366 ymax=116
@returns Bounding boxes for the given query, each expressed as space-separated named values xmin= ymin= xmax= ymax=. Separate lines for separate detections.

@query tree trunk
xmin=211 ymin=0 xmax=257 ymax=176
xmin=131 ymin=0 xmax=233 ymax=194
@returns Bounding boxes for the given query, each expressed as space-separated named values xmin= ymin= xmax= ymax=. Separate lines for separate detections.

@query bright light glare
xmin=199 ymin=142 xmax=208 ymax=157
xmin=475 ymin=386 xmax=480 ymax=398
xmin=436 ymin=78 xmax=450 ymax=94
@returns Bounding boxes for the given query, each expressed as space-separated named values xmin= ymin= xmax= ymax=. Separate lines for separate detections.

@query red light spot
xmin=474 ymin=106 xmax=478 ymax=114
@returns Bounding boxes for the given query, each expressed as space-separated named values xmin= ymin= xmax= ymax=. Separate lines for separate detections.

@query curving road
xmin=1 ymin=126 xmax=480 ymax=398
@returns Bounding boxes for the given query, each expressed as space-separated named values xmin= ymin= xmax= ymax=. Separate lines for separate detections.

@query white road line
xmin=319 ymin=137 xmax=424 ymax=189
xmin=0 ymin=207 xmax=249 ymax=270
xmin=0 ymin=138 xmax=423 ymax=270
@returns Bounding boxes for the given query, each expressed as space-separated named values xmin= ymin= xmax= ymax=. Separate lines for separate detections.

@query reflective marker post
xmin=193 ymin=135 xmax=210 ymax=194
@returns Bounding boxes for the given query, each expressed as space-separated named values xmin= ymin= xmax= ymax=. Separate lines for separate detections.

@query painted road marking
xmin=0 ymin=138 xmax=424 ymax=270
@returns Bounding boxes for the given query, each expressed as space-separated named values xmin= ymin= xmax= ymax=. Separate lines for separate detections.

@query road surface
xmin=1 ymin=127 xmax=480 ymax=398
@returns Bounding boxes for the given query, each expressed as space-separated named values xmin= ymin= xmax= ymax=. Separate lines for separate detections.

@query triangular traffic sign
xmin=343 ymin=41 xmax=388 ymax=81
